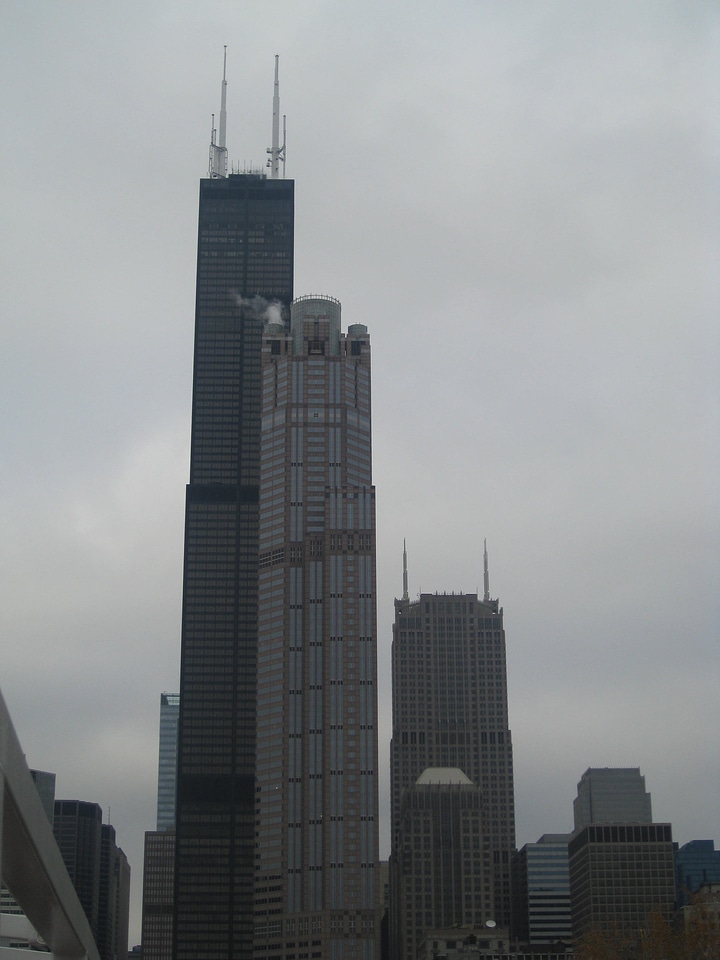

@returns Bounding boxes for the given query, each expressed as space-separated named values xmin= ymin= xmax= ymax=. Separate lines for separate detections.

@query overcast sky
xmin=1 ymin=1 xmax=718 ymax=946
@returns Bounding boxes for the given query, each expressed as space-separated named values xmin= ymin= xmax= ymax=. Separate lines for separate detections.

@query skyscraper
xmin=53 ymin=800 xmax=103 ymax=940
xmin=568 ymin=768 xmax=675 ymax=939
xmin=573 ymin=767 xmax=652 ymax=829
xmin=97 ymin=823 xmax=131 ymax=960
xmin=390 ymin=547 xmax=516 ymax=958
xmin=53 ymin=800 xmax=130 ymax=960
xmin=395 ymin=768 xmax=492 ymax=949
xmin=174 ymin=58 xmax=294 ymax=959
xmin=156 ymin=692 xmax=179 ymax=833
xmin=142 ymin=693 xmax=180 ymax=960
xmin=253 ymin=296 xmax=380 ymax=958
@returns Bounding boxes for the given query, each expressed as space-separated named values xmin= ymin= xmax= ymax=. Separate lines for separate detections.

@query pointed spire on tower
xmin=219 ymin=45 xmax=228 ymax=152
xmin=402 ymin=539 xmax=409 ymax=601
xmin=483 ymin=538 xmax=490 ymax=602
xmin=267 ymin=55 xmax=286 ymax=178
xmin=209 ymin=47 xmax=229 ymax=178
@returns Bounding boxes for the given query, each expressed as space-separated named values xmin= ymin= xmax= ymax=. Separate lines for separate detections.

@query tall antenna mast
xmin=267 ymin=55 xmax=286 ymax=178
xmin=402 ymin=539 xmax=409 ymax=601
xmin=209 ymin=46 xmax=228 ymax=178
xmin=219 ymin=45 xmax=228 ymax=153
xmin=483 ymin=538 xmax=490 ymax=602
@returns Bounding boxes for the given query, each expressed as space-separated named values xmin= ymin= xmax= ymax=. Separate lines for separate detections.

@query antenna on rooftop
xmin=209 ymin=46 xmax=228 ymax=178
xmin=402 ymin=539 xmax=409 ymax=601
xmin=267 ymin=55 xmax=286 ymax=178
xmin=483 ymin=538 xmax=490 ymax=602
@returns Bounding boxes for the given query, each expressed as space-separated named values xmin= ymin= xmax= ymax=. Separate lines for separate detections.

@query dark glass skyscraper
xmin=53 ymin=799 xmax=130 ymax=960
xmin=174 ymin=163 xmax=294 ymax=957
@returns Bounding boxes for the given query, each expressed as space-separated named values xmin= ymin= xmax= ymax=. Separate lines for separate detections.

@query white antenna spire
xmin=267 ymin=55 xmax=286 ymax=178
xmin=219 ymin=45 xmax=228 ymax=151
xmin=483 ymin=538 xmax=490 ymax=602
xmin=209 ymin=47 xmax=228 ymax=178
xmin=402 ymin=539 xmax=409 ymax=601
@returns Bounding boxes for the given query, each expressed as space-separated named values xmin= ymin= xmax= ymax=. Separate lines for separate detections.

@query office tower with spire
xmin=174 ymin=54 xmax=294 ymax=959
xmin=252 ymin=296 xmax=380 ymax=959
xmin=390 ymin=544 xmax=516 ymax=959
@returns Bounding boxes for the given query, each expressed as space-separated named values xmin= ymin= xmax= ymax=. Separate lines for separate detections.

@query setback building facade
xmin=390 ymin=575 xmax=516 ymax=959
xmin=253 ymin=296 xmax=380 ymax=959
xmin=142 ymin=693 xmax=180 ymax=960
xmin=568 ymin=767 xmax=674 ymax=939
xmin=173 ymin=156 xmax=294 ymax=957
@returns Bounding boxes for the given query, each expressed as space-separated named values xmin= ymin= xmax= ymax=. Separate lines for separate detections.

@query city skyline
xmin=1 ymin=2 xmax=717 ymax=946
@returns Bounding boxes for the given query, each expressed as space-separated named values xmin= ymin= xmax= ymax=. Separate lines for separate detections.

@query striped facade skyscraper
xmin=253 ymin=296 xmax=380 ymax=959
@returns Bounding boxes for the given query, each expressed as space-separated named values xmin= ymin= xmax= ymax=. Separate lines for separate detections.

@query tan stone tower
xmin=253 ymin=297 xmax=380 ymax=959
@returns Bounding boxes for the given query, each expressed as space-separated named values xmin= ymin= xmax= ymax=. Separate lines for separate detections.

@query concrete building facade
xmin=568 ymin=822 xmax=675 ymax=938
xmin=253 ymin=296 xmax=380 ymax=959
xmin=573 ymin=768 xmax=652 ymax=830
xmin=394 ymin=768 xmax=493 ymax=956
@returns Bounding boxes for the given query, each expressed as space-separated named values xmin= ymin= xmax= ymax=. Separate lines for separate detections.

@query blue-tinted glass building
xmin=156 ymin=692 xmax=179 ymax=832
xmin=513 ymin=834 xmax=572 ymax=944
xmin=675 ymin=840 xmax=720 ymax=907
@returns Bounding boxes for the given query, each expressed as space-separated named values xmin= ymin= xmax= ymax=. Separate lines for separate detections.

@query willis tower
xmin=174 ymin=55 xmax=294 ymax=959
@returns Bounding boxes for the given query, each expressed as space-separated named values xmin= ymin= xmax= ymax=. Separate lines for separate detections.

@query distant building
xmin=394 ymin=768 xmax=493 ymax=957
xmin=141 ymin=832 xmax=175 ymax=960
xmin=0 ymin=769 xmax=56 ymax=919
xmin=675 ymin=840 xmax=720 ymax=907
xmin=573 ymin=767 xmax=652 ymax=829
xmin=54 ymin=800 xmax=103 ymax=940
xmin=513 ymin=834 xmax=572 ymax=945
xmin=156 ymin=693 xmax=179 ymax=833
xmin=141 ymin=693 xmax=179 ymax=960
xmin=53 ymin=799 xmax=130 ymax=960
xmin=569 ymin=822 xmax=675 ymax=938
xmin=390 ymin=555 xmax=516 ymax=958
xmin=252 ymin=296 xmax=380 ymax=958
xmin=97 ymin=823 xmax=130 ymax=960
xmin=569 ymin=769 xmax=674 ymax=938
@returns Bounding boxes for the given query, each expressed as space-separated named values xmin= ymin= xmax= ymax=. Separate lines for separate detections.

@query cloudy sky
xmin=1 ymin=1 xmax=718 ymax=945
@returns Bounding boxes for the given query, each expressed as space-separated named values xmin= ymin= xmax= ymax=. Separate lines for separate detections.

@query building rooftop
xmin=415 ymin=767 xmax=473 ymax=786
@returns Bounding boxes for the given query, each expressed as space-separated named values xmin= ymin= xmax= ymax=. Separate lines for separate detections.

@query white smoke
xmin=232 ymin=293 xmax=285 ymax=326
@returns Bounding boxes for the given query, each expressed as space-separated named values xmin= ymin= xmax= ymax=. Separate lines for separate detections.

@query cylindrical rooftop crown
xmin=290 ymin=295 xmax=342 ymax=355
